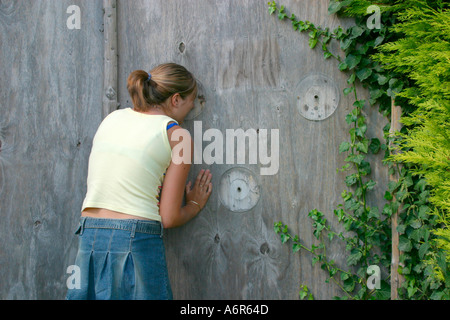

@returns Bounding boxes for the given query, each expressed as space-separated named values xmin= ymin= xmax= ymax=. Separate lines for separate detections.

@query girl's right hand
xmin=185 ymin=169 xmax=213 ymax=211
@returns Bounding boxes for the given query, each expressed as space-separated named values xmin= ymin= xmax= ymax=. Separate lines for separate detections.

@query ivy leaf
xmin=410 ymin=229 xmax=424 ymax=242
xmin=383 ymin=203 xmax=393 ymax=217
xmin=345 ymin=54 xmax=362 ymax=70
xmin=339 ymin=141 xmax=351 ymax=153
xmin=309 ymin=37 xmax=318 ymax=49
xmin=415 ymin=179 xmax=428 ymax=193
xmin=376 ymin=74 xmax=389 ymax=85
xmin=399 ymin=235 xmax=412 ymax=252
xmin=350 ymin=26 xmax=365 ymax=39
xmin=384 ymin=191 xmax=393 ymax=201
xmin=353 ymin=100 xmax=365 ymax=109
xmin=359 ymin=160 xmax=371 ymax=176
xmin=418 ymin=205 xmax=430 ymax=219
xmin=396 ymin=189 xmax=408 ymax=201
xmin=324 ymin=51 xmax=333 ymax=59
xmin=419 ymin=242 xmax=430 ymax=259
xmin=410 ymin=219 xmax=422 ymax=229
xmin=375 ymin=281 xmax=391 ymax=300
xmin=345 ymin=154 xmax=365 ymax=165
xmin=280 ymin=233 xmax=290 ymax=244
xmin=369 ymin=88 xmax=384 ymax=105
xmin=328 ymin=232 xmax=335 ymax=241
xmin=347 ymin=250 xmax=363 ymax=266
xmin=278 ymin=5 xmax=288 ymax=20
xmin=343 ymin=278 xmax=356 ymax=292
xmin=356 ymin=139 xmax=369 ymax=153
xmin=339 ymin=62 xmax=349 ymax=71
xmin=356 ymin=68 xmax=372 ymax=81
xmin=341 ymin=272 xmax=350 ymax=281
xmin=388 ymin=180 xmax=401 ymax=193
xmin=369 ymin=138 xmax=381 ymax=154
xmin=299 ymin=285 xmax=313 ymax=300
xmin=268 ymin=2 xmax=277 ymax=15
xmin=374 ymin=35 xmax=385 ymax=47
xmin=397 ymin=224 xmax=406 ymax=234
xmin=407 ymin=286 xmax=418 ymax=298
xmin=273 ymin=221 xmax=282 ymax=234
xmin=387 ymin=78 xmax=404 ymax=97
xmin=345 ymin=173 xmax=358 ymax=186
xmin=343 ymin=87 xmax=353 ymax=96
xmin=347 ymin=73 xmax=356 ymax=84
xmin=328 ymin=1 xmax=342 ymax=15
xmin=355 ymin=124 xmax=367 ymax=137
xmin=340 ymin=38 xmax=352 ymax=51
xmin=366 ymin=180 xmax=377 ymax=191
xmin=368 ymin=206 xmax=380 ymax=219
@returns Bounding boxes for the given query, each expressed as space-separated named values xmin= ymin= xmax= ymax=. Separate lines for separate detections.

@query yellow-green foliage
xmin=374 ymin=2 xmax=450 ymax=280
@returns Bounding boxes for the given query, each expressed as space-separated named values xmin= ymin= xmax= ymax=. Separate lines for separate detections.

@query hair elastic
xmin=146 ymin=73 xmax=152 ymax=82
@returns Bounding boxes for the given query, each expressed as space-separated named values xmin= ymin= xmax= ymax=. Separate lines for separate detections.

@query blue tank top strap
xmin=166 ymin=122 xmax=179 ymax=130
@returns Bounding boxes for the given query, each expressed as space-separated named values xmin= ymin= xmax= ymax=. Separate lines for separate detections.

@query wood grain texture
xmin=0 ymin=0 xmax=104 ymax=299
xmin=0 ymin=0 xmax=389 ymax=300
xmin=117 ymin=0 xmax=388 ymax=299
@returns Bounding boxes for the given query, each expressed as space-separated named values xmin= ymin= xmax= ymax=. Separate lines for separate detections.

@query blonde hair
xmin=127 ymin=63 xmax=197 ymax=112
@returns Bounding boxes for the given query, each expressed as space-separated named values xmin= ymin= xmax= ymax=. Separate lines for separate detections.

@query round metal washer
xmin=296 ymin=73 xmax=340 ymax=121
xmin=219 ymin=167 xmax=260 ymax=212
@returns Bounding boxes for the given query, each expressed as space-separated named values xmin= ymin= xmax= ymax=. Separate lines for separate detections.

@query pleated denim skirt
xmin=66 ymin=217 xmax=173 ymax=300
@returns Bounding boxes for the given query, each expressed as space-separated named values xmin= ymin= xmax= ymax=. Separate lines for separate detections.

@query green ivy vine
xmin=269 ymin=0 xmax=449 ymax=300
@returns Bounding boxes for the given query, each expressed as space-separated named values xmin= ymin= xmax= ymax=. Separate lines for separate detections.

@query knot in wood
xmin=179 ymin=42 xmax=186 ymax=53
xmin=260 ymin=242 xmax=270 ymax=255
xmin=105 ymin=86 xmax=116 ymax=100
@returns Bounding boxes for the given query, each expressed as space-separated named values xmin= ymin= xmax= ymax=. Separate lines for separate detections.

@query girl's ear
xmin=171 ymin=93 xmax=181 ymax=107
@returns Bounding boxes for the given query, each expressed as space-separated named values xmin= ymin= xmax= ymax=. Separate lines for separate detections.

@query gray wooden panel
xmin=0 ymin=0 xmax=104 ymax=299
xmin=0 ymin=0 xmax=388 ymax=300
xmin=117 ymin=0 xmax=388 ymax=299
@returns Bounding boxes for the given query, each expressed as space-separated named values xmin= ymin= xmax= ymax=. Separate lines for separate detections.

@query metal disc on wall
xmin=296 ymin=73 xmax=340 ymax=121
xmin=219 ymin=167 xmax=261 ymax=213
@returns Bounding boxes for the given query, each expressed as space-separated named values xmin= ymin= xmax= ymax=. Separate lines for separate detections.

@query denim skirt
xmin=66 ymin=217 xmax=172 ymax=300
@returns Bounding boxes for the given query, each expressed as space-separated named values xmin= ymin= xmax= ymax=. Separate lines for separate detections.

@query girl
xmin=66 ymin=63 xmax=212 ymax=300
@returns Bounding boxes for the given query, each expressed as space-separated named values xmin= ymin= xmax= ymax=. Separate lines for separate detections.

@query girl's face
xmin=169 ymin=91 xmax=196 ymax=124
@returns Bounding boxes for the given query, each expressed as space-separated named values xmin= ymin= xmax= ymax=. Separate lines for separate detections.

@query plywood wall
xmin=117 ymin=0 xmax=388 ymax=300
xmin=0 ymin=0 xmax=104 ymax=299
xmin=0 ymin=0 xmax=388 ymax=299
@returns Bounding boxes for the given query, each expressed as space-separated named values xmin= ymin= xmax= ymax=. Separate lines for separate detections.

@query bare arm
xmin=159 ymin=125 xmax=212 ymax=228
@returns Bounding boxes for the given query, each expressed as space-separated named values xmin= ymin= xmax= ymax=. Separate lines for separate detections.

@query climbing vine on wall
xmin=269 ymin=0 xmax=450 ymax=300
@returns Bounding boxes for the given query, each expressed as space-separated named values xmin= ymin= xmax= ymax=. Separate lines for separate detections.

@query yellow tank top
xmin=81 ymin=108 xmax=178 ymax=221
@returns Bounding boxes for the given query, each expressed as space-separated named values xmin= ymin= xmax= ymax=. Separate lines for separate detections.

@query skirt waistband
xmin=78 ymin=217 xmax=163 ymax=237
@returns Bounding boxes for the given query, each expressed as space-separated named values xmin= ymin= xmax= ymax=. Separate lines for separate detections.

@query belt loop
xmin=79 ymin=217 xmax=87 ymax=236
xmin=131 ymin=220 xmax=137 ymax=238
xmin=160 ymin=222 xmax=164 ymax=238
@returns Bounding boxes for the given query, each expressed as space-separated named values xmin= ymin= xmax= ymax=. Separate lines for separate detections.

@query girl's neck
xmin=132 ymin=106 xmax=181 ymax=123
xmin=134 ymin=105 xmax=167 ymax=116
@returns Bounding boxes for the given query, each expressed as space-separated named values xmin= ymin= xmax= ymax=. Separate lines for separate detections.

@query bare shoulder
xmin=167 ymin=124 xmax=192 ymax=150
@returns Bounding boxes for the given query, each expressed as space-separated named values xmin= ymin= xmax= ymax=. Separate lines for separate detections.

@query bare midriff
xmin=82 ymin=208 xmax=152 ymax=220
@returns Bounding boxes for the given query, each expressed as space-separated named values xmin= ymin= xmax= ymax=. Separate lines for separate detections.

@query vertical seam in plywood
xmin=103 ymin=0 xmax=119 ymax=118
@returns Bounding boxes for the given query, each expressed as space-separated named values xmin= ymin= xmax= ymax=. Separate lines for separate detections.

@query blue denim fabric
xmin=66 ymin=217 xmax=172 ymax=300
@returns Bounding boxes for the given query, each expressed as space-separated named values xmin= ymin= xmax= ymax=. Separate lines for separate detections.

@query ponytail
xmin=127 ymin=63 xmax=197 ymax=112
